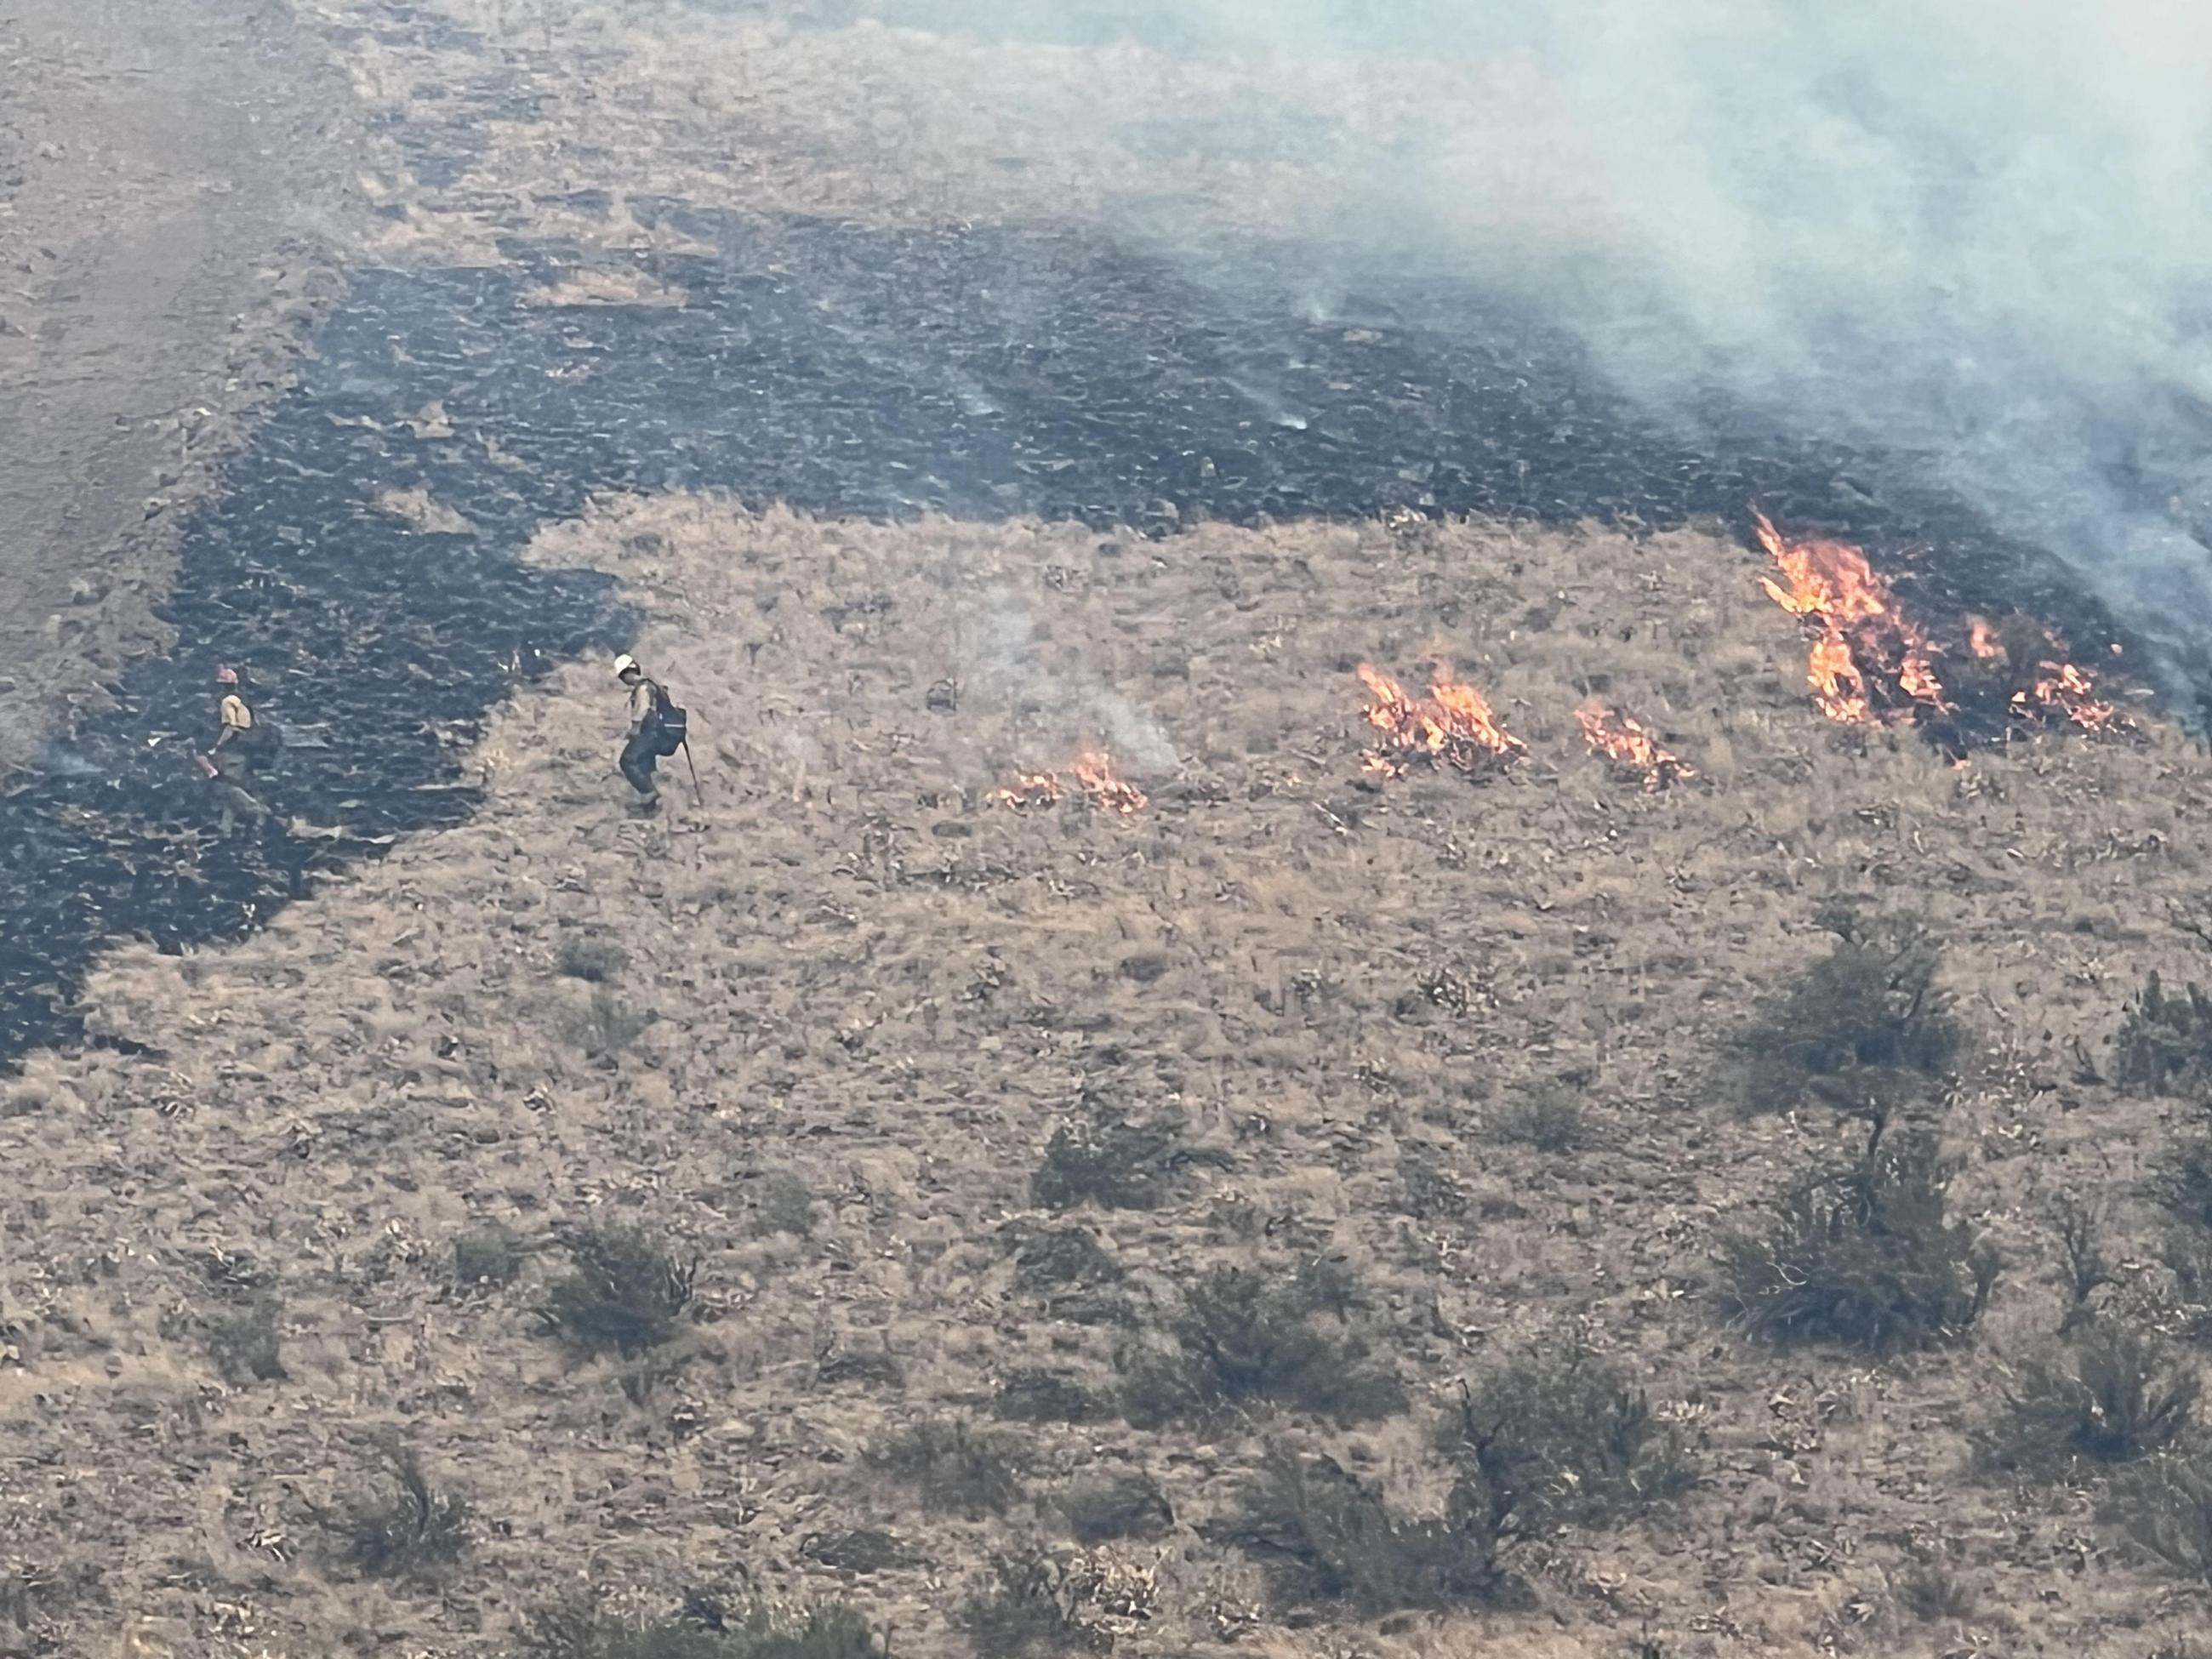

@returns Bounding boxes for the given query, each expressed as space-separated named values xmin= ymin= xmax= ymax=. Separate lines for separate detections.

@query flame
xmin=1753 ymin=509 xmax=1948 ymax=724
xmin=989 ymin=770 xmax=1063 ymax=811
xmin=1576 ymin=704 xmax=1695 ymax=790
xmin=1356 ymin=664 xmax=1525 ymax=776
xmin=1073 ymin=751 xmax=1149 ymax=814
xmin=989 ymin=754 xmax=1148 ymax=813
xmin=1962 ymin=613 xmax=2121 ymax=731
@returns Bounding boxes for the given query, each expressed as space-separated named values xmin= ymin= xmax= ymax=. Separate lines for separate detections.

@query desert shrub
xmin=864 ymin=1418 xmax=1029 ymax=1519
xmin=203 ymin=1297 xmax=287 ymax=1384
xmin=515 ymin=1594 xmax=887 ymax=1659
xmin=750 ymin=1170 xmax=817 ymax=1238
xmin=557 ymin=932 xmax=628 ymax=984
xmin=1120 ymin=1261 xmax=1405 ymax=1427
xmin=955 ymin=1544 xmax=1109 ymax=1656
xmin=2158 ymin=1111 xmax=2212 ymax=1233
xmin=2048 ymin=1194 xmax=2116 ymax=1330
xmin=1223 ymin=1445 xmax=1518 ymax=1615
xmin=1720 ymin=1131 xmax=1998 ymax=1352
xmin=1980 ymin=1323 xmax=2199 ymax=1475
xmin=814 ymin=1337 xmax=904 ymax=1389
xmin=1893 ymin=1562 xmax=1975 ymax=1622
xmin=2109 ymin=1451 xmax=2212 ymax=1584
xmin=1058 ymin=1469 xmax=1173 ymax=1542
xmin=1030 ymin=1109 xmax=1223 ymax=1211
xmin=995 ymin=1368 xmax=1115 ymax=1424
xmin=316 ymin=1441 xmax=470 ymax=1582
xmin=1445 ymin=1343 xmax=1697 ymax=1530
xmin=1733 ymin=909 xmax=1963 ymax=1114
xmin=1487 ymin=1083 xmax=1588 ymax=1154
xmin=537 ymin=1225 xmax=698 ymax=1356
xmin=799 ymin=1528 xmax=921 ymax=1575
xmin=2117 ymin=975 xmax=2212 ymax=1095
xmin=1001 ymin=1220 xmax=1126 ymax=1323
xmin=454 ymin=1220 xmax=526 ymax=1287
xmin=561 ymin=983 xmax=652 ymax=1059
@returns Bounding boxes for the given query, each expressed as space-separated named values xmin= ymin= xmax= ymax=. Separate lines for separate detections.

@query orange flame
xmin=1962 ymin=613 xmax=2122 ymax=731
xmin=1357 ymin=664 xmax=1525 ymax=776
xmin=989 ymin=754 xmax=1148 ymax=813
xmin=989 ymin=770 xmax=1063 ymax=811
xmin=1576 ymin=704 xmax=1695 ymax=790
xmin=1073 ymin=751 xmax=1149 ymax=814
xmin=1753 ymin=509 xmax=1948 ymax=724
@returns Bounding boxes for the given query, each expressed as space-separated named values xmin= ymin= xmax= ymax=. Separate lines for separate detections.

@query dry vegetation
xmin=9 ymin=495 xmax=2212 ymax=1655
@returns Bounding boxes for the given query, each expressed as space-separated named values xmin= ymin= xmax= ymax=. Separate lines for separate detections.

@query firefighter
xmin=613 ymin=653 xmax=665 ymax=812
xmin=205 ymin=665 xmax=276 ymax=835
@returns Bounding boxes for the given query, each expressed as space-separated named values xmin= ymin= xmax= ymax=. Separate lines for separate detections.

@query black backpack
xmin=651 ymin=682 xmax=687 ymax=755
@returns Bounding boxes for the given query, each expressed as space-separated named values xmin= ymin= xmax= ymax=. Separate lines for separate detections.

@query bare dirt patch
xmin=9 ymin=499 xmax=2212 ymax=1655
xmin=0 ymin=0 xmax=359 ymax=770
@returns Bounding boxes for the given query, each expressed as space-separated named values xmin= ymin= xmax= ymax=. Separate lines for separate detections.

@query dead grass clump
xmin=454 ymin=1219 xmax=526 ymax=1288
xmin=1486 ymin=1082 xmax=1588 ymax=1154
xmin=750 ymin=1170 xmax=817 ymax=1238
xmin=537 ymin=1225 xmax=698 ymax=1356
xmin=315 ymin=1441 xmax=470 ymax=1582
xmin=1224 ymin=1445 xmax=1518 ymax=1616
xmin=1445 ymin=1343 xmax=1698 ymax=1528
xmin=1733 ymin=908 xmax=1964 ymax=1115
xmin=955 ymin=1543 xmax=1111 ymax=1656
xmin=1720 ymin=1131 xmax=1998 ymax=1352
xmin=1031 ymin=1109 xmax=1216 ymax=1211
xmin=994 ymin=1368 xmax=1115 ymax=1424
xmin=1058 ymin=1469 xmax=1173 ymax=1542
xmin=1120 ymin=1261 xmax=1405 ymax=1427
xmin=514 ymin=1594 xmax=888 ymax=1659
xmin=202 ymin=1297 xmax=287 ymax=1384
xmin=2116 ymin=974 xmax=2212 ymax=1095
xmin=1979 ymin=1324 xmax=2199 ymax=1475
xmin=864 ymin=1418 xmax=1031 ymax=1519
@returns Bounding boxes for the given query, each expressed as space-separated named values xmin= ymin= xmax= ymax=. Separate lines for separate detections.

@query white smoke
xmin=863 ymin=0 xmax=2212 ymax=687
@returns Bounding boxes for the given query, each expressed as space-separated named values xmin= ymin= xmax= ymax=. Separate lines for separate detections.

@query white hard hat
xmin=613 ymin=653 xmax=639 ymax=678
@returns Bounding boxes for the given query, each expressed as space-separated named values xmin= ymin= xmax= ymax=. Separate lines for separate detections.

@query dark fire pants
xmin=619 ymin=726 xmax=661 ymax=796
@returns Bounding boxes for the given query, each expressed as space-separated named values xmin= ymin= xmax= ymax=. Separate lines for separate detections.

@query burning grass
xmin=1355 ymin=663 xmax=1525 ymax=778
xmin=1576 ymin=702 xmax=1695 ymax=790
xmin=990 ymin=752 xmax=1148 ymax=814
xmin=1752 ymin=508 xmax=2123 ymax=739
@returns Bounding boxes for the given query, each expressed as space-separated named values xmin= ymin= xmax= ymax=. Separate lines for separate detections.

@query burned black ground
xmin=0 ymin=208 xmax=2139 ymax=1063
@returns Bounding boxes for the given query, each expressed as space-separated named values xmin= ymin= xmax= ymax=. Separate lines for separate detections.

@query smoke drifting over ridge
xmin=856 ymin=0 xmax=2212 ymax=693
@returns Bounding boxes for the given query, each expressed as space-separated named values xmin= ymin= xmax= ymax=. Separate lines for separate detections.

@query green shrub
xmin=561 ymin=983 xmax=652 ymax=1059
xmin=798 ymin=1528 xmax=921 ymax=1575
xmin=537 ymin=1225 xmax=698 ymax=1356
xmin=864 ymin=1418 xmax=1029 ymax=1519
xmin=1120 ymin=1261 xmax=1405 ymax=1427
xmin=1445 ymin=1343 xmax=1697 ymax=1530
xmin=1719 ymin=1131 xmax=1998 ymax=1352
xmin=1981 ymin=1324 xmax=2198 ymax=1475
xmin=1223 ymin=1445 xmax=1518 ymax=1615
xmin=2117 ymin=975 xmax=2212 ymax=1095
xmin=316 ymin=1442 xmax=470 ymax=1582
xmin=1734 ymin=910 xmax=1963 ymax=1114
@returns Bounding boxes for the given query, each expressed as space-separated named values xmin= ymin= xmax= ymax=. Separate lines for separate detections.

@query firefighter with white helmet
xmin=613 ymin=653 xmax=670 ymax=812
